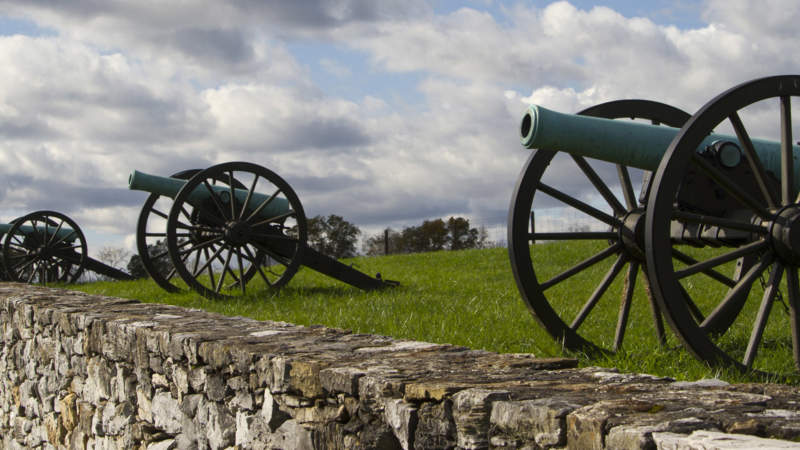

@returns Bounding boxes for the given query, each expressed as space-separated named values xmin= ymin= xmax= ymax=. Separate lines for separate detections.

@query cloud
xmin=1 ymin=0 xmax=800 ymax=252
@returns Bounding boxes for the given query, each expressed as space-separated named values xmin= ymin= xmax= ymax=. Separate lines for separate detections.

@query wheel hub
xmin=769 ymin=204 xmax=800 ymax=266
xmin=617 ymin=208 xmax=646 ymax=261
xmin=225 ymin=220 xmax=251 ymax=245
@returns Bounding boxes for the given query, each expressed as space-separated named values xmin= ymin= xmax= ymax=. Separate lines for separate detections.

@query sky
xmin=0 ymin=0 xmax=799 ymax=257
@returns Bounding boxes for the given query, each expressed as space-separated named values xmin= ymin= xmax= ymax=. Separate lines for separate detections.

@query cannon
xmin=508 ymin=75 xmax=800 ymax=377
xmin=1 ymin=210 xmax=134 ymax=284
xmin=129 ymin=161 xmax=396 ymax=300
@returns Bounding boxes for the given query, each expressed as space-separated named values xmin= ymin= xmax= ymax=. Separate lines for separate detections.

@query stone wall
xmin=1 ymin=283 xmax=800 ymax=449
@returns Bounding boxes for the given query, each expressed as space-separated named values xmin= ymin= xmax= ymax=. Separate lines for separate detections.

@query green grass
xmin=65 ymin=244 xmax=798 ymax=384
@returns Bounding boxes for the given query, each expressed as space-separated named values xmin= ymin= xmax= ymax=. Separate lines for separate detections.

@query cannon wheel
xmin=508 ymin=100 xmax=691 ymax=354
xmin=2 ymin=210 xmax=87 ymax=284
xmin=165 ymin=161 xmax=307 ymax=300
xmin=136 ymin=169 xmax=249 ymax=292
xmin=647 ymin=75 xmax=800 ymax=377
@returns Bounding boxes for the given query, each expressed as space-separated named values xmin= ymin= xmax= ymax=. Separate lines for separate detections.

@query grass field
xmin=66 ymin=244 xmax=797 ymax=384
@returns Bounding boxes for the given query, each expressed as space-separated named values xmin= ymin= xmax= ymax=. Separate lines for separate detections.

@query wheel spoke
xmin=149 ymin=206 xmax=169 ymax=220
xmin=786 ymin=267 xmax=800 ymax=370
xmin=614 ymin=261 xmax=638 ymax=351
xmin=570 ymin=155 xmax=627 ymax=216
xmin=541 ymin=243 xmax=621 ymax=290
xmin=177 ymin=236 xmax=223 ymax=258
xmin=670 ymin=248 xmax=736 ymax=287
xmin=729 ymin=112 xmax=778 ymax=208
xmin=245 ymin=188 xmax=281 ymax=223
xmin=537 ymin=182 xmax=621 ymax=227
xmin=743 ymin=263 xmax=784 ymax=368
xmin=570 ymin=254 xmax=627 ymax=331
xmin=228 ymin=171 xmax=237 ymax=220
xmin=691 ymin=154 xmax=773 ymax=220
xmin=203 ymin=180 xmax=230 ymax=221
xmin=200 ymin=246 xmax=218 ymax=287
xmin=215 ymin=249 xmax=233 ymax=293
xmin=240 ymin=174 xmax=260 ymax=220
xmin=700 ymin=252 xmax=773 ymax=333
xmin=677 ymin=283 xmax=706 ymax=323
xmin=617 ymin=165 xmax=637 ymax=210
xmin=780 ymin=96 xmax=794 ymax=205
xmin=641 ymin=269 xmax=666 ymax=345
xmin=251 ymin=210 xmax=297 ymax=228
xmin=674 ymin=240 xmax=767 ymax=280
xmin=235 ymin=247 xmax=246 ymax=294
xmin=242 ymin=245 xmax=274 ymax=286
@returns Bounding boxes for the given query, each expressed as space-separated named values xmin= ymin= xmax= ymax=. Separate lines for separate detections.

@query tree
xmin=126 ymin=253 xmax=148 ymax=279
xmin=363 ymin=229 xmax=402 ymax=256
xmin=94 ymin=246 xmax=132 ymax=281
xmin=307 ymin=214 xmax=361 ymax=259
xmin=126 ymin=240 xmax=173 ymax=279
xmin=447 ymin=216 xmax=479 ymax=250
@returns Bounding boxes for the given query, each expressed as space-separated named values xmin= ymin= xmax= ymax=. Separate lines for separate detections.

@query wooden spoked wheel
xmin=165 ymin=161 xmax=307 ymax=300
xmin=647 ymin=75 xmax=800 ymax=377
xmin=508 ymin=100 xmax=690 ymax=354
xmin=2 ymin=210 xmax=87 ymax=284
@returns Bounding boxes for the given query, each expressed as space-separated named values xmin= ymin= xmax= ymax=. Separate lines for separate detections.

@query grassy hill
xmin=67 ymin=245 xmax=792 ymax=384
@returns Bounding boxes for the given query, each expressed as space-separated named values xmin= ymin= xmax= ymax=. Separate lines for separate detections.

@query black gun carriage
xmin=130 ymin=161 xmax=396 ymax=300
xmin=0 ymin=210 xmax=133 ymax=284
xmin=508 ymin=75 xmax=800 ymax=377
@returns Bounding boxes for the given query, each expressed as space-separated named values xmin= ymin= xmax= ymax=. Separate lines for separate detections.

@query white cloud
xmin=1 ymin=0 xmax=800 ymax=254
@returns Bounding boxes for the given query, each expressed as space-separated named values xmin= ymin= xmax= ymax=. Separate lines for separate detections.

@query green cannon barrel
xmin=520 ymin=105 xmax=800 ymax=185
xmin=128 ymin=170 xmax=291 ymax=221
xmin=0 ymin=223 xmax=78 ymax=242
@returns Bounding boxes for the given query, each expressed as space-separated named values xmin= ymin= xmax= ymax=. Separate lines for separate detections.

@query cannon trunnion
xmin=130 ymin=161 xmax=395 ymax=300
xmin=509 ymin=75 xmax=800 ymax=378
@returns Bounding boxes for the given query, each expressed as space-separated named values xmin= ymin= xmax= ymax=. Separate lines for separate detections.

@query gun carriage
xmin=0 ymin=210 xmax=133 ymax=284
xmin=130 ymin=161 xmax=396 ymax=300
xmin=508 ymin=75 xmax=800 ymax=377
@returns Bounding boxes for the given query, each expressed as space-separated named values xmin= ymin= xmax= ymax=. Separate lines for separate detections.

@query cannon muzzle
xmin=129 ymin=170 xmax=291 ymax=221
xmin=520 ymin=104 xmax=800 ymax=185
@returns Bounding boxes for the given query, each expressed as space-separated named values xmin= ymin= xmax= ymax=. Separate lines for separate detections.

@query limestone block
xmin=414 ymin=400 xmax=456 ymax=449
xmin=271 ymin=419 xmax=314 ymax=450
xmin=59 ymin=393 xmax=79 ymax=433
xmin=385 ymin=398 xmax=418 ymax=450
xmin=320 ymin=367 xmax=366 ymax=395
xmin=198 ymin=400 xmax=235 ymax=449
xmin=261 ymin=389 xmax=290 ymax=431
xmin=85 ymin=357 xmax=112 ymax=404
xmin=490 ymin=398 xmax=579 ymax=449
xmin=653 ymin=429 xmax=800 ymax=449
xmin=146 ymin=438 xmax=176 ymax=450
xmin=205 ymin=372 xmax=228 ymax=402
xmin=452 ymin=388 xmax=511 ymax=449
xmin=151 ymin=391 xmax=182 ymax=434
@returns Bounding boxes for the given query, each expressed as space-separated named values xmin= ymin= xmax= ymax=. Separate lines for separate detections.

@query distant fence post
xmin=384 ymin=229 xmax=390 ymax=255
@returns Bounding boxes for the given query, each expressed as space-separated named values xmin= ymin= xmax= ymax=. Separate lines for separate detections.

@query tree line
xmin=362 ymin=216 xmax=489 ymax=256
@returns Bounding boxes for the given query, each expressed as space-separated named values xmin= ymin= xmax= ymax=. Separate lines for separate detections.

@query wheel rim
xmin=2 ymin=210 xmax=87 ymax=284
xmin=166 ymin=161 xmax=306 ymax=300
xmin=646 ymin=75 xmax=800 ymax=377
xmin=508 ymin=100 xmax=690 ymax=354
xmin=137 ymin=169 xmax=249 ymax=293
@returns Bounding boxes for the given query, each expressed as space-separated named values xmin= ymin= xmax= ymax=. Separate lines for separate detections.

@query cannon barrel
xmin=520 ymin=104 xmax=800 ymax=187
xmin=0 ymin=222 xmax=78 ymax=242
xmin=128 ymin=170 xmax=291 ymax=221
